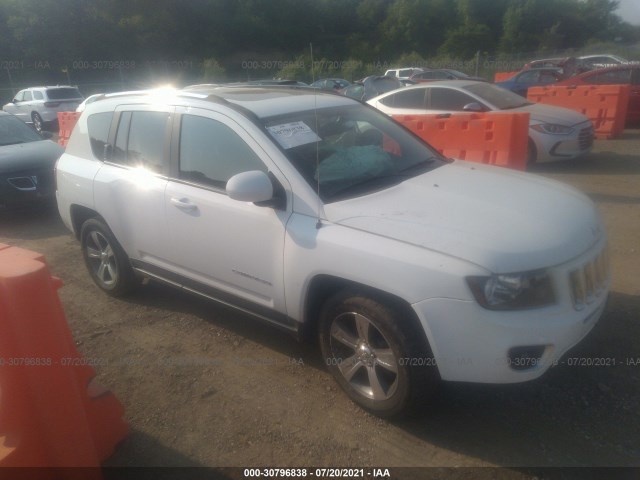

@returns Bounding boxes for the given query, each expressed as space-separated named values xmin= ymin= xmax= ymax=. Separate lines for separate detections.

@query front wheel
xmin=319 ymin=289 xmax=438 ymax=417
xmin=80 ymin=218 xmax=137 ymax=296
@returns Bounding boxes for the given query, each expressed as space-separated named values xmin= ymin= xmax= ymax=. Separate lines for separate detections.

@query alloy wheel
xmin=329 ymin=311 xmax=399 ymax=401
xmin=85 ymin=230 xmax=118 ymax=287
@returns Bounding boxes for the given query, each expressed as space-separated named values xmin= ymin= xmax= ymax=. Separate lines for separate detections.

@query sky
xmin=616 ymin=0 xmax=640 ymax=26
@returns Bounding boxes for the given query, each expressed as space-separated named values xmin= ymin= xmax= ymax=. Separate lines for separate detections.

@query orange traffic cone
xmin=0 ymin=244 xmax=128 ymax=476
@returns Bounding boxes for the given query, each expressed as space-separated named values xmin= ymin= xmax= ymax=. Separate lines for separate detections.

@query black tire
xmin=319 ymin=289 xmax=439 ymax=418
xmin=80 ymin=218 xmax=137 ymax=297
xmin=31 ymin=112 xmax=44 ymax=133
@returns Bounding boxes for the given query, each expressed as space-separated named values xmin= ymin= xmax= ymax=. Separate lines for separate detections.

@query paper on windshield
xmin=267 ymin=121 xmax=321 ymax=149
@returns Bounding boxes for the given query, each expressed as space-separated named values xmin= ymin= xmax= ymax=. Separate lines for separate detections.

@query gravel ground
xmin=1 ymin=131 xmax=639 ymax=479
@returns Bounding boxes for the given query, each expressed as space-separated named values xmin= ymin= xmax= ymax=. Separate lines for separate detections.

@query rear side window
xmin=178 ymin=114 xmax=266 ymax=189
xmin=33 ymin=91 xmax=44 ymax=100
xmin=112 ymin=111 xmax=170 ymax=174
xmin=380 ymin=89 xmax=426 ymax=109
xmin=45 ymin=88 xmax=83 ymax=100
xmin=429 ymin=88 xmax=475 ymax=111
xmin=87 ymin=112 xmax=113 ymax=159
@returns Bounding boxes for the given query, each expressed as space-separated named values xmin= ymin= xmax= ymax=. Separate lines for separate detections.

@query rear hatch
xmin=45 ymin=87 xmax=83 ymax=110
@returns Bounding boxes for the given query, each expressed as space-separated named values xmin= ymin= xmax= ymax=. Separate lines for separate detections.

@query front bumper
xmin=412 ymin=239 xmax=609 ymax=384
xmin=531 ymin=121 xmax=594 ymax=163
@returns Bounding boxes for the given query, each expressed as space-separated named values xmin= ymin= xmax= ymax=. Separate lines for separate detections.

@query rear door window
xmin=379 ymin=89 xmax=426 ymax=109
xmin=429 ymin=88 xmax=476 ymax=111
xmin=87 ymin=112 xmax=114 ymax=159
xmin=111 ymin=110 xmax=171 ymax=174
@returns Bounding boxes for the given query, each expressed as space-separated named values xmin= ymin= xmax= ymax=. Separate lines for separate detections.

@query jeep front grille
xmin=569 ymin=247 xmax=609 ymax=310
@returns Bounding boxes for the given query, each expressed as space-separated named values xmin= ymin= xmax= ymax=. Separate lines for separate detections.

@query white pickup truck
xmin=56 ymin=86 xmax=609 ymax=417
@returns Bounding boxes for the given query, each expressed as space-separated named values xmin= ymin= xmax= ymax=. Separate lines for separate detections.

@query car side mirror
xmin=463 ymin=102 xmax=485 ymax=112
xmin=12 ymin=99 xmax=18 ymax=103
xmin=226 ymin=170 xmax=274 ymax=204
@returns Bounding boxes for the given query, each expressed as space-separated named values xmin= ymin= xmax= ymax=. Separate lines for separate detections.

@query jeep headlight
xmin=466 ymin=270 xmax=555 ymax=310
xmin=530 ymin=123 xmax=574 ymax=135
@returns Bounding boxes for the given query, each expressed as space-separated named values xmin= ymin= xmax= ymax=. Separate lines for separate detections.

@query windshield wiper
xmin=324 ymin=175 xmax=406 ymax=202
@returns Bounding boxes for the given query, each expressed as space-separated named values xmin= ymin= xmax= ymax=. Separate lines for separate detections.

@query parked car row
xmin=0 ymin=63 xmax=614 ymax=417
xmin=362 ymin=55 xmax=640 ymax=125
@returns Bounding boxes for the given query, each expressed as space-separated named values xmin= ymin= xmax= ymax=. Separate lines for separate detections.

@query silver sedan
xmin=368 ymin=80 xmax=594 ymax=164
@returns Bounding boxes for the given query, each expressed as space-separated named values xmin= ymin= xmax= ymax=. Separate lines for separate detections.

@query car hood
xmin=323 ymin=161 xmax=603 ymax=273
xmin=509 ymin=103 xmax=589 ymax=127
xmin=0 ymin=140 xmax=64 ymax=173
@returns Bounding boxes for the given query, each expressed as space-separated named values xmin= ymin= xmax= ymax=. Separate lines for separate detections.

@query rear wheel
xmin=319 ymin=289 xmax=438 ymax=417
xmin=80 ymin=218 xmax=138 ymax=296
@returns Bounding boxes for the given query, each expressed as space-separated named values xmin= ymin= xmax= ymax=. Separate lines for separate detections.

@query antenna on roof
xmin=311 ymin=42 xmax=322 ymax=230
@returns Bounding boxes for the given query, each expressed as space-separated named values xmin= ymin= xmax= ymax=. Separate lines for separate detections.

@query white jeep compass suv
xmin=56 ymin=87 xmax=609 ymax=417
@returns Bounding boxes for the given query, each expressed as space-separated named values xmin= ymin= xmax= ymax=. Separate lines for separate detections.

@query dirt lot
xmin=1 ymin=132 xmax=639 ymax=479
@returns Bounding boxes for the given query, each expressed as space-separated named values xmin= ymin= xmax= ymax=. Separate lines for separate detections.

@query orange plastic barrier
xmin=57 ymin=112 xmax=81 ymax=148
xmin=494 ymin=71 xmax=518 ymax=82
xmin=527 ymin=85 xmax=630 ymax=139
xmin=393 ymin=112 xmax=530 ymax=170
xmin=0 ymin=244 xmax=127 ymax=474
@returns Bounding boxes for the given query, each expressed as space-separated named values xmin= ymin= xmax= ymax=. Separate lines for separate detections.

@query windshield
xmin=466 ymin=82 xmax=532 ymax=109
xmin=261 ymin=104 xmax=445 ymax=202
xmin=0 ymin=114 xmax=43 ymax=146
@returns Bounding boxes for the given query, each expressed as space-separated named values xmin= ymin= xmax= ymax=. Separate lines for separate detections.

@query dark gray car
xmin=0 ymin=112 xmax=64 ymax=208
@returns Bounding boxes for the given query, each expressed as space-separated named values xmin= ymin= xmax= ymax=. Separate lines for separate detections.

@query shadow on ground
xmin=118 ymin=280 xmax=639 ymax=468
